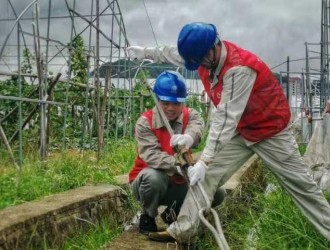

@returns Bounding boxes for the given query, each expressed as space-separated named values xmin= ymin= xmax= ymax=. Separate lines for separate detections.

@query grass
xmin=60 ymin=217 xmax=122 ymax=250
xmin=250 ymin=188 xmax=330 ymax=249
xmin=222 ymin=163 xmax=330 ymax=250
xmin=189 ymin=160 xmax=330 ymax=250
xmin=0 ymin=139 xmax=137 ymax=209
xmin=0 ymin=138 xmax=137 ymax=249
xmin=2 ymin=141 xmax=330 ymax=249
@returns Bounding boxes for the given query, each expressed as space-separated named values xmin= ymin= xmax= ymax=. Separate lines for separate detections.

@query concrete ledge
xmin=0 ymin=184 xmax=129 ymax=250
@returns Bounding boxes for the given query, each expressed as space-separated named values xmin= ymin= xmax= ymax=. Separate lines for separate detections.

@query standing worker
xmin=129 ymin=70 xmax=226 ymax=235
xmin=127 ymin=22 xmax=330 ymax=243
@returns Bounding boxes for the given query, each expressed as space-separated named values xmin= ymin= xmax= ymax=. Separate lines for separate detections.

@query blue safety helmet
xmin=177 ymin=22 xmax=218 ymax=71
xmin=153 ymin=71 xmax=187 ymax=103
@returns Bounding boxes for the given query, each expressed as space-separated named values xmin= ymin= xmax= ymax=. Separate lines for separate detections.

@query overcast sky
xmin=120 ymin=0 xmax=322 ymax=74
xmin=0 ymin=0 xmax=323 ymax=75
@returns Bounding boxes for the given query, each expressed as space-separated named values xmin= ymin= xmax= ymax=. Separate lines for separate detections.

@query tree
xmin=70 ymin=35 xmax=87 ymax=84
xmin=21 ymin=48 xmax=34 ymax=75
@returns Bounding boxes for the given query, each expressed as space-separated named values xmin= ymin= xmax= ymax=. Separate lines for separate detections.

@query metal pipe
xmin=0 ymin=0 xmax=38 ymax=59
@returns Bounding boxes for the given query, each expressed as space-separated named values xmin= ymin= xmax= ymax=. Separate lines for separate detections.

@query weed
xmin=0 ymin=139 xmax=136 ymax=209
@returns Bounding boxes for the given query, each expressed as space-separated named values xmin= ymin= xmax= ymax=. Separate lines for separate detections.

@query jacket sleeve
xmin=200 ymin=66 xmax=257 ymax=163
xmin=144 ymin=46 xmax=186 ymax=68
xmin=135 ymin=116 xmax=176 ymax=171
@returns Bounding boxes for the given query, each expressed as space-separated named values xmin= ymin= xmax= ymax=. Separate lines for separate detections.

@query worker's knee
xmin=139 ymin=167 xmax=168 ymax=191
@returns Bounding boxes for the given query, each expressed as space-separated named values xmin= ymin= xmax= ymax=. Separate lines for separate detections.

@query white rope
xmin=197 ymin=183 xmax=230 ymax=250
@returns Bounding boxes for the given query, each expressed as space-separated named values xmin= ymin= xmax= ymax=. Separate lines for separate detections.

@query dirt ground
xmin=103 ymin=224 xmax=183 ymax=250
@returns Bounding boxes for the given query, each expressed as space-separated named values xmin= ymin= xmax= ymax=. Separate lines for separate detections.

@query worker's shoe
xmin=139 ymin=214 xmax=157 ymax=235
xmin=148 ymin=230 xmax=176 ymax=242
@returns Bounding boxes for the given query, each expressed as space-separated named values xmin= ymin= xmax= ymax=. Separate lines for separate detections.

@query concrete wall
xmin=0 ymin=184 xmax=130 ymax=250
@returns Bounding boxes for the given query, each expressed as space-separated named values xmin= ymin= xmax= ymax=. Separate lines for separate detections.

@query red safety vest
xmin=129 ymin=107 xmax=190 ymax=184
xmin=198 ymin=41 xmax=291 ymax=142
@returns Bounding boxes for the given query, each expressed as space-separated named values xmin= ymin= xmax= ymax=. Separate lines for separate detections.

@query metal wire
xmin=142 ymin=0 xmax=159 ymax=47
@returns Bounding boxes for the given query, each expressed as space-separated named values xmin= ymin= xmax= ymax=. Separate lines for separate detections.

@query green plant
xmin=248 ymin=186 xmax=330 ymax=250
xmin=186 ymin=95 xmax=208 ymax=120
xmin=298 ymin=143 xmax=307 ymax=155
xmin=21 ymin=48 xmax=35 ymax=74
xmin=0 ymin=76 xmax=37 ymax=137
xmin=101 ymin=138 xmax=137 ymax=174
xmin=219 ymin=163 xmax=330 ymax=250
xmin=60 ymin=217 xmax=122 ymax=250
xmin=70 ymin=35 xmax=87 ymax=84
xmin=0 ymin=139 xmax=136 ymax=210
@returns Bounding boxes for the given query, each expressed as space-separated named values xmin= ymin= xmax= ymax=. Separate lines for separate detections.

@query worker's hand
xmin=126 ymin=46 xmax=145 ymax=61
xmin=174 ymin=152 xmax=189 ymax=168
xmin=187 ymin=160 xmax=208 ymax=186
xmin=170 ymin=134 xmax=194 ymax=149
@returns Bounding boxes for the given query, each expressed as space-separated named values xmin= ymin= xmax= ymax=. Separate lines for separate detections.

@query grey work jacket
xmin=135 ymin=106 xmax=204 ymax=174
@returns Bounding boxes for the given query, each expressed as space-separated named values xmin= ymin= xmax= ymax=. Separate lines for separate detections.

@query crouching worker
xmin=129 ymin=70 xmax=226 ymax=235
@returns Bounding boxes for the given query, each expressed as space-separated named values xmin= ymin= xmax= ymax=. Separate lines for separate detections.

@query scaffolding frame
xmin=1 ymin=0 xmax=329 ymax=168
xmin=0 ymin=0 xmax=204 ymax=168
xmin=0 ymin=0 xmax=132 ymax=167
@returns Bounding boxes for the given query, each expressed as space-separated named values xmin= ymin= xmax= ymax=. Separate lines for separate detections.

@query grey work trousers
xmin=168 ymin=128 xmax=330 ymax=243
xmin=131 ymin=167 xmax=226 ymax=218
xmin=131 ymin=168 xmax=188 ymax=218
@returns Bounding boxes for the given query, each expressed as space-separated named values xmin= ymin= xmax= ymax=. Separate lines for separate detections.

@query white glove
xmin=187 ymin=160 xmax=207 ymax=186
xmin=126 ymin=46 xmax=145 ymax=61
xmin=170 ymin=134 xmax=194 ymax=149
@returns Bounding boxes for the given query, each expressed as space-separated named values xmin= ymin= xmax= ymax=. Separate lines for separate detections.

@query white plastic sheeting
xmin=304 ymin=112 xmax=330 ymax=191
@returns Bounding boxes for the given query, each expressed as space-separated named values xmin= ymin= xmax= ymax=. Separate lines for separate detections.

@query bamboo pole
xmin=0 ymin=124 xmax=19 ymax=170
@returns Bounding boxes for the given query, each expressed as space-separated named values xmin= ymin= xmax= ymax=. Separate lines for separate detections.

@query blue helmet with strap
xmin=153 ymin=70 xmax=187 ymax=103
xmin=177 ymin=22 xmax=218 ymax=71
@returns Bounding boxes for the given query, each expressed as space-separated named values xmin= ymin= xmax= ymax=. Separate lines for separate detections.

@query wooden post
xmin=0 ymin=124 xmax=20 ymax=170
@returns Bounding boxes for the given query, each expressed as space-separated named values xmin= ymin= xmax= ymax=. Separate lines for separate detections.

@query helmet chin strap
xmin=207 ymin=43 xmax=221 ymax=81
xmin=202 ymin=43 xmax=220 ymax=70
xmin=200 ymin=37 xmax=221 ymax=70
xmin=210 ymin=47 xmax=217 ymax=69
xmin=210 ymin=42 xmax=221 ymax=69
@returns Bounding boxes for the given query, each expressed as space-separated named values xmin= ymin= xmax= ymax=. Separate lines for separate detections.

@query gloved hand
xmin=170 ymin=134 xmax=194 ymax=149
xmin=187 ymin=160 xmax=208 ymax=186
xmin=126 ymin=46 xmax=145 ymax=61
